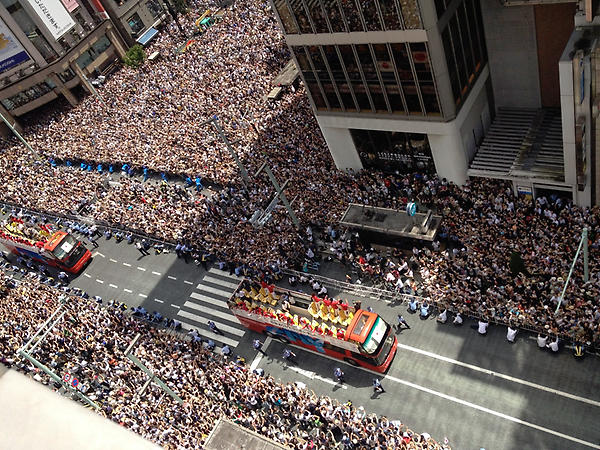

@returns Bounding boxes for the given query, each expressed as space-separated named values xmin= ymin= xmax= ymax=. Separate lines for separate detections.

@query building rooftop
xmin=204 ymin=418 xmax=289 ymax=450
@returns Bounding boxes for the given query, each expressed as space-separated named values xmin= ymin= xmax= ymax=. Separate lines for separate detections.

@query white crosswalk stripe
xmin=183 ymin=301 xmax=241 ymax=326
xmin=202 ymin=275 xmax=240 ymax=290
xmin=189 ymin=292 xmax=229 ymax=309
xmin=194 ymin=284 xmax=232 ymax=298
xmin=175 ymin=270 xmax=247 ymax=348
xmin=207 ymin=267 xmax=241 ymax=280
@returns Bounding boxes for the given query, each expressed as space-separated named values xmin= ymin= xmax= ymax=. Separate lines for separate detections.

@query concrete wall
xmin=480 ymin=0 xmax=541 ymax=109
xmin=315 ymin=121 xmax=363 ymax=171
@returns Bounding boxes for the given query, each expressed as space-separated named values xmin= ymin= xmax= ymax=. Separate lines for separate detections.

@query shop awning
xmin=136 ymin=27 xmax=159 ymax=46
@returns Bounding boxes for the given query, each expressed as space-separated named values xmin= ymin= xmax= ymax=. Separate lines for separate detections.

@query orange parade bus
xmin=229 ymin=279 xmax=397 ymax=373
xmin=0 ymin=217 xmax=92 ymax=274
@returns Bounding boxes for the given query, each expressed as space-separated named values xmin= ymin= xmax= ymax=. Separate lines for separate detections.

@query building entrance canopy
xmin=468 ymin=108 xmax=564 ymax=182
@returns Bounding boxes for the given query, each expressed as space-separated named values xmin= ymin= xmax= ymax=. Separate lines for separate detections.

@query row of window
xmin=293 ymin=43 xmax=441 ymax=116
xmin=128 ymin=0 xmax=163 ymax=36
xmin=274 ymin=0 xmax=422 ymax=35
xmin=440 ymin=0 xmax=487 ymax=109
xmin=1 ymin=78 xmax=55 ymax=110
xmin=75 ymin=34 xmax=111 ymax=68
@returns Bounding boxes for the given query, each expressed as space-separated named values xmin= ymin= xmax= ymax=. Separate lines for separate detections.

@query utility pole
xmin=201 ymin=116 xmax=250 ymax=189
xmin=124 ymin=333 xmax=183 ymax=404
xmin=17 ymin=296 xmax=100 ymax=410
xmin=0 ymin=111 xmax=40 ymax=160
xmin=253 ymin=162 xmax=299 ymax=229
xmin=555 ymin=227 xmax=589 ymax=315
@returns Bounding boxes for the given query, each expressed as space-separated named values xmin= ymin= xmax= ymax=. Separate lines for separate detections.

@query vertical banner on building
xmin=0 ymin=18 xmax=30 ymax=74
xmin=23 ymin=0 xmax=76 ymax=40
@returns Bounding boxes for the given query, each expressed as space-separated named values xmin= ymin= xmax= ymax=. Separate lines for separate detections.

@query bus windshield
xmin=51 ymin=235 xmax=77 ymax=260
xmin=362 ymin=317 xmax=388 ymax=354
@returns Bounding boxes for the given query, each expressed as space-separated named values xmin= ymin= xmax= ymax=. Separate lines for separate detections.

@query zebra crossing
xmin=176 ymin=267 xmax=246 ymax=349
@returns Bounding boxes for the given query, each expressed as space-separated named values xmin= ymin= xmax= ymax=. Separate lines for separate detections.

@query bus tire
xmin=344 ymin=358 xmax=359 ymax=367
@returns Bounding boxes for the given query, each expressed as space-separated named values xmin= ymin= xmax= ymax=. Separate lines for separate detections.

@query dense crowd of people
xmin=0 ymin=270 xmax=448 ymax=449
xmin=0 ymin=0 xmax=597 ymax=343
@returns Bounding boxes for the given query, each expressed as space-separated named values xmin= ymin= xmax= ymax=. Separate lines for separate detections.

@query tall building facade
xmin=270 ymin=0 xmax=600 ymax=206
xmin=270 ymin=0 xmax=494 ymax=186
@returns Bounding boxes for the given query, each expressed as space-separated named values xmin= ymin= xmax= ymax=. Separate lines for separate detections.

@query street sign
xmin=406 ymin=202 xmax=417 ymax=217
xmin=71 ymin=378 xmax=79 ymax=388
xmin=63 ymin=373 xmax=71 ymax=383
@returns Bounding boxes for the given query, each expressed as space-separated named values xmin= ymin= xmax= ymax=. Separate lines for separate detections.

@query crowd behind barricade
xmin=0 ymin=269 xmax=448 ymax=449
xmin=0 ymin=0 xmax=597 ymax=347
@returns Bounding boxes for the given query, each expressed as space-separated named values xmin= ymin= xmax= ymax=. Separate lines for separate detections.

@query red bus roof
xmin=346 ymin=310 xmax=378 ymax=344
xmin=43 ymin=231 xmax=67 ymax=252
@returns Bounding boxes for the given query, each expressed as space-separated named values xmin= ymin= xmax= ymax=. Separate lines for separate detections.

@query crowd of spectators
xmin=0 ymin=270 xmax=448 ymax=449
xmin=0 ymin=0 xmax=597 ymax=347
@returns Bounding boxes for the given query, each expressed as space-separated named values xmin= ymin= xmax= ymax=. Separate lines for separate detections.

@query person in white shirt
xmin=547 ymin=337 xmax=559 ymax=352
xmin=506 ymin=326 xmax=518 ymax=343
xmin=477 ymin=320 xmax=488 ymax=335
xmin=437 ymin=309 xmax=448 ymax=324
xmin=537 ymin=334 xmax=548 ymax=348
xmin=453 ymin=312 xmax=463 ymax=326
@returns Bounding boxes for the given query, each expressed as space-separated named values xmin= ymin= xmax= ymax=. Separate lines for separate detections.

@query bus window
xmin=52 ymin=235 xmax=77 ymax=260
xmin=362 ymin=317 xmax=388 ymax=354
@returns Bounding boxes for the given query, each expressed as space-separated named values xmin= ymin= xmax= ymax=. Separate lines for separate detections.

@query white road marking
xmin=189 ymin=292 xmax=229 ymax=309
xmin=109 ymin=258 xmax=118 ymax=263
xmin=92 ymin=252 xmax=105 ymax=258
xmin=84 ymin=273 xmax=91 ymax=278
xmin=171 ymin=304 xmax=181 ymax=309
xmin=139 ymin=293 xmax=148 ymax=298
xmin=95 ymin=279 xmax=104 ymax=284
xmin=202 ymin=275 xmax=240 ymax=290
xmin=177 ymin=320 xmax=240 ymax=348
xmin=123 ymin=288 xmax=132 ymax=293
xmin=195 ymin=284 xmax=232 ymax=298
xmin=168 ymin=276 xmax=177 ymax=280
xmin=154 ymin=298 xmax=164 ymax=303
xmin=288 ymin=366 xmax=348 ymax=389
xmin=396 ymin=343 xmax=600 ymax=408
xmin=109 ymin=284 xmax=118 ymax=289
xmin=152 ymin=271 xmax=162 ymax=276
xmin=122 ymin=263 xmax=131 ymax=267
xmin=285 ymin=344 xmax=600 ymax=449
xmin=177 ymin=310 xmax=245 ymax=336
xmin=137 ymin=267 xmax=146 ymax=272
xmin=183 ymin=301 xmax=241 ymax=326
xmin=208 ymin=267 xmax=240 ymax=280
xmin=381 ymin=372 xmax=600 ymax=449
xmin=184 ymin=280 xmax=193 ymax=285
xmin=250 ymin=337 xmax=272 ymax=371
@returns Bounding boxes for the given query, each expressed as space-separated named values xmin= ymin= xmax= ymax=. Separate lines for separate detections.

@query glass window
xmin=434 ymin=0 xmax=446 ymax=19
xmin=45 ymin=78 xmax=56 ymax=89
xmin=305 ymin=1 xmax=328 ymax=33
xmin=373 ymin=44 xmax=404 ymax=113
xmin=449 ymin=16 xmax=468 ymax=95
xmin=339 ymin=0 xmax=364 ymax=32
xmin=398 ymin=0 xmax=422 ymax=29
xmin=127 ymin=13 xmax=145 ymax=35
xmin=339 ymin=45 xmax=371 ymax=111
xmin=274 ymin=0 xmax=299 ymax=33
xmin=92 ymin=35 xmax=111 ymax=54
xmin=146 ymin=0 xmax=163 ymax=18
xmin=379 ymin=0 xmax=401 ymax=30
xmin=457 ymin=4 xmax=475 ymax=80
xmin=76 ymin=50 xmax=94 ymax=68
xmin=320 ymin=0 xmax=345 ymax=32
xmin=58 ymin=68 xmax=76 ymax=83
xmin=352 ymin=129 xmax=435 ymax=173
xmin=357 ymin=0 xmax=382 ymax=31
xmin=356 ymin=44 xmax=387 ymax=111
xmin=308 ymin=46 xmax=341 ymax=109
xmin=288 ymin=0 xmax=312 ymax=33
xmin=442 ymin=28 xmax=460 ymax=104
xmin=465 ymin=0 xmax=481 ymax=69
xmin=324 ymin=46 xmax=357 ymax=111
xmin=391 ymin=43 xmax=420 ymax=114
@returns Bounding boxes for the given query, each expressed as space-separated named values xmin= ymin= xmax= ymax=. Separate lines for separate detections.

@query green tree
xmin=123 ymin=44 xmax=146 ymax=68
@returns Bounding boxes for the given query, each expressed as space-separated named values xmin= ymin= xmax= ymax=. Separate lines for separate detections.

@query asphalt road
xmin=4 ymin=234 xmax=600 ymax=450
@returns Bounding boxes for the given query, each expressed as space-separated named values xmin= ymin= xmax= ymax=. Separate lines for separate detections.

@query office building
xmin=270 ymin=0 xmax=598 ymax=206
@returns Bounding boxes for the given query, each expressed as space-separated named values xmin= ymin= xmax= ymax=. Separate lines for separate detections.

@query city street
xmin=46 ymin=237 xmax=600 ymax=450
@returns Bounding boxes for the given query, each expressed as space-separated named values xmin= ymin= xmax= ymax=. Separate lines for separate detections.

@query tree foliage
xmin=123 ymin=44 xmax=146 ymax=68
